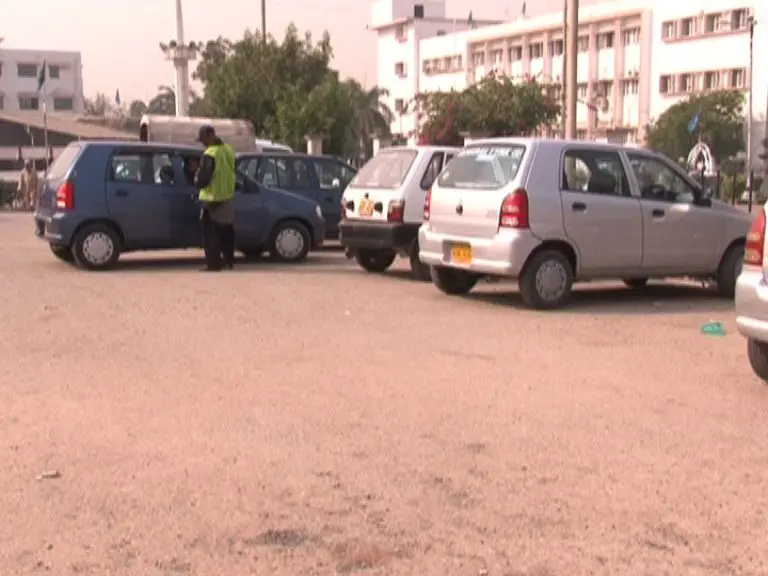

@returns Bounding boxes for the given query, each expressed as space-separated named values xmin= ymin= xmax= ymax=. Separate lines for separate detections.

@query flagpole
xmin=42 ymin=93 xmax=49 ymax=172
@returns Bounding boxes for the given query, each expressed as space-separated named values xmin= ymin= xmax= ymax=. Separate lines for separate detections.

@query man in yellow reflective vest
xmin=194 ymin=125 xmax=237 ymax=271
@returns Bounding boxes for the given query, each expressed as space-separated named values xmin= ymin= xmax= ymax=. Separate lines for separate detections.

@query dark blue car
xmin=34 ymin=141 xmax=325 ymax=270
xmin=237 ymin=152 xmax=356 ymax=239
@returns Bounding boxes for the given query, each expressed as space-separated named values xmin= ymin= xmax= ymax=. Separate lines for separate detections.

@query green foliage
xmin=645 ymin=90 xmax=745 ymax=163
xmin=415 ymin=75 xmax=561 ymax=145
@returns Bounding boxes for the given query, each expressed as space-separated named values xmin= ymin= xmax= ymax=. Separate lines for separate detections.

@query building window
xmin=472 ymin=52 xmax=485 ymax=66
xmin=394 ymin=98 xmax=405 ymax=113
xmin=53 ymin=97 xmax=74 ymax=111
xmin=48 ymin=65 xmax=61 ymax=79
xmin=659 ymin=75 xmax=674 ymax=94
xmin=394 ymin=25 xmax=406 ymax=41
xmin=732 ymin=9 xmax=749 ymax=30
xmin=680 ymin=73 xmax=694 ymax=93
xmin=576 ymin=129 xmax=587 ymax=140
xmin=704 ymin=13 xmax=722 ymax=33
xmin=597 ymin=80 xmax=613 ymax=98
xmin=577 ymin=83 xmax=587 ymax=99
xmin=730 ymin=68 xmax=745 ymax=88
xmin=528 ymin=42 xmax=544 ymax=59
xmin=704 ymin=71 xmax=720 ymax=90
xmin=17 ymin=63 xmax=38 ymax=78
xmin=577 ymin=36 xmax=589 ymax=52
xmin=548 ymin=39 xmax=564 ymax=56
xmin=622 ymin=79 xmax=639 ymax=95
xmin=597 ymin=32 xmax=614 ymax=49
xmin=680 ymin=18 xmax=696 ymax=37
xmin=621 ymin=28 xmax=640 ymax=45
xmin=394 ymin=62 xmax=406 ymax=77
xmin=490 ymin=49 xmax=503 ymax=64
xmin=662 ymin=21 xmax=676 ymax=40
xmin=19 ymin=95 xmax=39 ymax=110
xmin=0 ymin=95 xmax=4 ymax=110
xmin=508 ymin=45 xmax=523 ymax=61
xmin=422 ymin=60 xmax=432 ymax=74
xmin=413 ymin=3 xmax=424 ymax=18
xmin=0 ymin=63 xmax=3 ymax=77
xmin=436 ymin=30 xmax=446 ymax=36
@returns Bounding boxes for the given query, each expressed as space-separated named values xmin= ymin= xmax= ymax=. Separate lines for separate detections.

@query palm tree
xmin=344 ymin=80 xmax=394 ymax=163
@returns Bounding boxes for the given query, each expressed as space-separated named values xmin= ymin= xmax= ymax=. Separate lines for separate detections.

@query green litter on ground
xmin=701 ymin=322 xmax=726 ymax=336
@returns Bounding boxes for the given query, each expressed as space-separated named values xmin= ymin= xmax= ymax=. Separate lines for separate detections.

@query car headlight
xmin=315 ymin=205 xmax=323 ymax=219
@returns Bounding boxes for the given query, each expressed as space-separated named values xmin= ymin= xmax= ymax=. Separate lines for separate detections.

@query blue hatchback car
xmin=34 ymin=141 xmax=325 ymax=270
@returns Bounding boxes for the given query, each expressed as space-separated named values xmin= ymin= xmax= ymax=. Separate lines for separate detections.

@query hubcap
xmin=275 ymin=228 xmax=304 ymax=259
xmin=535 ymin=260 xmax=568 ymax=302
xmin=82 ymin=232 xmax=114 ymax=265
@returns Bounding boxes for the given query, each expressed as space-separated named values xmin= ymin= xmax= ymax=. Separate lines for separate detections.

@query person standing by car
xmin=17 ymin=159 xmax=39 ymax=212
xmin=194 ymin=125 xmax=237 ymax=271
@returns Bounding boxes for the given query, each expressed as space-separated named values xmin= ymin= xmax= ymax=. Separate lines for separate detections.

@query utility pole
xmin=564 ymin=0 xmax=578 ymax=139
xmin=261 ymin=0 xmax=267 ymax=42
xmin=560 ymin=0 xmax=567 ymax=137
xmin=746 ymin=15 xmax=755 ymax=190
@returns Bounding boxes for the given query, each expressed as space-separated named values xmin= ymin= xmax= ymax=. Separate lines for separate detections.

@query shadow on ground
xmin=463 ymin=282 xmax=733 ymax=315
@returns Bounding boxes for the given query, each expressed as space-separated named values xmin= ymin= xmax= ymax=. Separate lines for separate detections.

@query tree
xmin=147 ymin=85 xmax=176 ymax=115
xmin=128 ymin=99 xmax=148 ymax=118
xmin=84 ymin=92 xmax=117 ymax=117
xmin=415 ymin=75 xmax=560 ymax=145
xmin=645 ymin=90 xmax=745 ymax=163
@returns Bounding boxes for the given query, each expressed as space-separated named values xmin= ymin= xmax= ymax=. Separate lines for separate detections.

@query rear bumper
xmin=34 ymin=212 xmax=77 ymax=246
xmin=735 ymin=267 xmax=768 ymax=342
xmin=339 ymin=220 xmax=419 ymax=250
xmin=312 ymin=222 xmax=325 ymax=249
xmin=418 ymin=225 xmax=541 ymax=277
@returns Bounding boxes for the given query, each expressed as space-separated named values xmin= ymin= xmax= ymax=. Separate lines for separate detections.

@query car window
xmin=437 ymin=145 xmax=526 ymax=190
xmin=181 ymin=154 xmax=200 ymax=185
xmin=110 ymin=152 xmax=172 ymax=185
xmin=47 ymin=144 xmax=82 ymax=180
xmin=312 ymin=158 xmax=355 ymax=189
xmin=420 ymin=152 xmax=444 ymax=190
xmin=627 ymin=154 xmax=696 ymax=204
xmin=561 ymin=149 xmax=630 ymax=197
xmin=445 ymin=153 xmax=455 ymax=164
xmin=284 ymin=157 xmax=312 ymax=188
xmin=256 ymin=157 xmax=281 ymax=188
xmin=350 ymin=149 xmax=418 ymax=189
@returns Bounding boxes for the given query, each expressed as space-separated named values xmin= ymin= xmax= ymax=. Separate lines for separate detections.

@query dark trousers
xmin=202 ymin=208 xmax=235 ymax=269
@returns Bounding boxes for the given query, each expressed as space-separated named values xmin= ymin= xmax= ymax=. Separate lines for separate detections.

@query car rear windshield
xmin=47 ymin=144 xmax=83 ymax=180
xmin=349 ymin=149 xmax=418 ymax=189
xmin=437 ymin=144 xmax=526 ymax=190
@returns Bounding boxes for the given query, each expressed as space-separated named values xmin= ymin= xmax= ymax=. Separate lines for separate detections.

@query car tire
xmin=623 ymin=277 xmax=649 ymax=289
xmin=747 ymin=339 xmax=768 ymax=384
xmin=519 ymin=249 xmax=574 ymax=310
xmin=240 ymin=248 xmax=265 ymax=261
xmin=716 ymin=244 xmax=744 ymax=298
xmin=409 ymin=239 xmax=432 ymax=281
xmin=355 ymin=249 xmax=396 ymax=273
xmin=269 ymin=220 xmax=311 ymax=263
xmin=71 ymin=223 xmax=121 ymax=271
xmin=431 ymin=265 xmax=479 ymax=295
xmin=49 ymin=244 xmax=75 ymax=263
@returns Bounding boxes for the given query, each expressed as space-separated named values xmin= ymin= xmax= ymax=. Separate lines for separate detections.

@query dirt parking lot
xmin=1 ymin=212 xmax=767 ymax=575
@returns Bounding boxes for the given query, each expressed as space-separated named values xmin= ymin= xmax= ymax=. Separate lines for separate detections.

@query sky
xmin=1 ymin=0 xmax=563 ymax=105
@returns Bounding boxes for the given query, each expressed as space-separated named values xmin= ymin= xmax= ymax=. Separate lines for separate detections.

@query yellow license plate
xmin=450 ymin=244 xmax=472 ymax=264
xmin=359 ymin=199 xmax=374 ymax=216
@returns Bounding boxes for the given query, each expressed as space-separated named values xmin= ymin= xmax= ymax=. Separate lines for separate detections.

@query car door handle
xmin=571 ymin=202 xmax=587 ymax=212
xmin=115 ymin=189 xmax=130 ymax=198
xmin=325 ymin=195 xmax=333 ymax=202
xmin=652 ymin=209 xmax=665 ymax=218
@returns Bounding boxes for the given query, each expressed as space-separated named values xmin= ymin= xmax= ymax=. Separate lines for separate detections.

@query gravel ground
xmin=1 ymin=212 xmax=767 ymax=575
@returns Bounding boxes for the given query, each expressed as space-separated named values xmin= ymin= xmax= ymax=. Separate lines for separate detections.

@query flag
xmin=115 ymin=89 xmax=121 ymax=106
xmin=687 ymin=109 xmax=700 ymax=134
xmin=467 ymin=11 xmax=473 ymax=28
xmin=36 ymin=61 xmax=46 ymax=92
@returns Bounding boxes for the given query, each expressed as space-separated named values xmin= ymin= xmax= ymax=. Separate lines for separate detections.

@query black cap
xmin=196 ymin=124 xmax=215 ymax=143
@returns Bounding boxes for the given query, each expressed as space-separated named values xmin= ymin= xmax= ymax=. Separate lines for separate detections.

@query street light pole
xmin=746 ymin=15 xmax=755 ymax=191
xmin=561 ymin=0 xmax=567 ymax=137
xmin=261 ymin=0 xmax=267 ymax=41
xmin=564 ymin=0 xmax=579 ymax=139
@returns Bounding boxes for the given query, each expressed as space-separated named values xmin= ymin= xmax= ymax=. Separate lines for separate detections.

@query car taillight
xmin=499 ymin=188 xmax=529 ymax=229
xmin=744 ymin=209 xmax=766 ymax=266
xmin=55 ymin=180 xmax=74 ymax=210
xmin=387 ymin=199 xmax=404 ymax=222
xmin=424 ymin=188 xmax=432 ymax=220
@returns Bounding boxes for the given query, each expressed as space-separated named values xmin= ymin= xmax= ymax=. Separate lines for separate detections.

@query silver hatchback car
xmin=735 ymin=205 xmax=768 ymax=383
xmin=419 ymin=138 xmax=752 ymax=309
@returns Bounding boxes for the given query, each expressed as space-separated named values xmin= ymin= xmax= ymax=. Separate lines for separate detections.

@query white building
xmin=373 ymin=0 xmax=768 ymax=153
xmin=0 ymin=43 xmax=85 ymax=115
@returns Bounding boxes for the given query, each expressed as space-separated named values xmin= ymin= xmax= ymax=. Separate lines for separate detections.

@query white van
xmin=338 ymin=145 xmax=459 ymax=280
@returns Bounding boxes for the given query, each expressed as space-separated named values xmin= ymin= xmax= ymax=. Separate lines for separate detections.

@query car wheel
xmin=49 ymin=244 xmax=75 ymax=263
xmin=431 ymin=265 xmax=479 ymax=295
xmin=519 ymin=249 xmax=574 ymax=310
xmin=355 ymin=249 xmax=396 ymax=273
xmin=409 ymin=239 xmax=431 ymax=281
xmin=747 ymin=339 xmax=768 ymax=384
xmin=72 ymin=223 xmax=121 ymax=270
xmin=716 ymin=244 xmax=744 ymax=298
xmin=269 ymin=220 xmax=311 ymax=263
xmin=623 ymin=277 xmax=649 ymax=289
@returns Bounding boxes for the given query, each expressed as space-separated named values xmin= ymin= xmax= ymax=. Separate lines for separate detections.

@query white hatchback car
xmin=419 ymin=138 xmax=752 ymax=309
